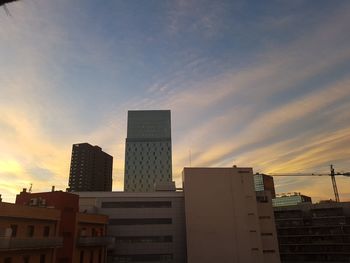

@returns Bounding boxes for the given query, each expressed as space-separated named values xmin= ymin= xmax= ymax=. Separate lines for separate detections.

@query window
xmin=90 ymin=251 xmax=94 ymax=263
xmin=109 ymin=218 xmax=172 ymax=225
xmin=116 ymin=236 xmax=173 ymax=243
xmin=102 ymin=201 xmax=171 ymax=208
xmin=259 ymin=216 xmax=271 ymax=219
xmin=43 ymin=226 xmax=50 ymax=237
xmin=26 ymin=225 xmax=34 ymax=237
xmin=263 ymin=250 xmax=275 ymax=253
xmin=10 ymin=225 xmax=17 ymax=237
xmin=23 ymin=256 xmax=30 ymax=263
xmin=98 ymin=249 xmax=102 ymax=263
xmin=80 ymin=251 xmax=84 ymax=263
xmin=116 ymin=254 xmax=173 ymax=262
xmin=40 ymin=255 xmax=46 ymax=263
xmin=4 ymin=258 xmax=11 ymax=263
xmin=261 ymin=233 xmax=273 ymax=236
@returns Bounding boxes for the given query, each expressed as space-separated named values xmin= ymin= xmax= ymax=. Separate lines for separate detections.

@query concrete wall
xmin=183 ymin=167 xmax=280 ymax=263
xmin=77 ymin=192 xmax=186 ymax=263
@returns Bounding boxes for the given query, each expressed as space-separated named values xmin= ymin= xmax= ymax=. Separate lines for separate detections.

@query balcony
xmin=77 ymin=236 xmax=114 ymax=247
xmin=0 ymin=237 xmax=63 ymax=250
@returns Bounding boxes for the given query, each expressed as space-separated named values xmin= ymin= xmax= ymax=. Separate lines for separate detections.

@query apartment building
xmin=15 ymin=190 xmax=111 ymax=263
xmin=274 ymin=201 xmax=350 ymax=262
xmin=77 ymin=191 xmax=186 ymax=263
xmin=183 ymin=166 xmax=280 ymax=263
xmin=0 ymin=201 xmax=62 ymax=263
xmin=68 ymin=143 xmax=113 ymax=192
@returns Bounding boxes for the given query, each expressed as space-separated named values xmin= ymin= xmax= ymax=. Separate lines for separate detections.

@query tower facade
xmin=254 ymin=173 xmax=276 ymax=198
xmin=124 ymin=110 xmax=172 ymax=192
xmin=68 ymin=143 xmax=113 ymax=191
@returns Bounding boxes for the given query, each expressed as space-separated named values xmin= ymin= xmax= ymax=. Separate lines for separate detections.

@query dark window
xmin=43 ymin=226 xmax=50 ymax=237
xmin=80 ymin=251 xmax=84 ymax=263
xmin=4 ymin=258 xmax=11 ymax=263
xmin=26 ymin=226 xmax=34 ymax=237
xmin=109 ymin=218 xmax=172 ymax=225
xmin=98 ymin=249 xmax=102 ymax=263
xmin=40 ymin=255 xmax=46 ymax=263
xmin=90 ymin=251 xmax=94 ymax=263
xmin=259 ymin=216 xmax=271 ymax=219
xmin=261 ymin=233 xmax=273 ymax=236
xmin=10 ymin=225 xmax=17 ymax=237
xmin=263 ymin=250 xmax=275 ymax=253
xmin=116 ymin=236 xmax=173 ymax=243
xmin=102 ymin=201 xmax=171 ymax=208
xmin=23 ymin=256 xmax=30 ymax=263
xmin=116 ymin=254 xmax=173 ymax=262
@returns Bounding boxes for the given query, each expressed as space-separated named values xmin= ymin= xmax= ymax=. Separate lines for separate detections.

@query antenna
xmin=28 ymin=183 xmax=32 ymax=193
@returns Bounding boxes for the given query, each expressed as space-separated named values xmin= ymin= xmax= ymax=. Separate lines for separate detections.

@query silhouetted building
xmin=68 ymin=143 xmax=113 ymax=192
xmin=274 ymin=202 xmax=350 ymax=262
xmin=183 ymin=167 xmax=280 ymax=263
xmin=124 ymin=110 xmax=172 ymax=192
xmin=273 ymin=193 xmax=312 ymax=207
xmin=254 ymin=173 xmax=276 ymax=198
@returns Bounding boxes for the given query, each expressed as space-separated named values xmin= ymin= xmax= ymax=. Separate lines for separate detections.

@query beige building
xmin=183 ymin=166 xmax=280 ymax=263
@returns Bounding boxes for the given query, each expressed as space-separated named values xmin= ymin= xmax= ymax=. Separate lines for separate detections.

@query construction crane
xmin=261 ymin=165 xmax=350 ymax=202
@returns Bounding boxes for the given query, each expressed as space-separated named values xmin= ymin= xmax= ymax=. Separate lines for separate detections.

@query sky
xmin=0 ymin=0 xmax=350 ymax=202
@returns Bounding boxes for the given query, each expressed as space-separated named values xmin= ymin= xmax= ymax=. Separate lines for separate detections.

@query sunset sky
xmin=1 ymin=0 xmax=350 ymax=202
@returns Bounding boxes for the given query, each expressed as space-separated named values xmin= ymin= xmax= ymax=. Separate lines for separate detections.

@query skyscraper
xmin=68 ymin=143 xmax=113 ymax=191
xmin=124 ymin=110 xmax=172 ymax=192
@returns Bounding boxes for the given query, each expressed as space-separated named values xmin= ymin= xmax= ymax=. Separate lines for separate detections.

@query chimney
xmin=22 ymin=188 xmax=27 ymax=193
xmin=51 ymin=186 xmax=55 ymax=192
xmin=0 ymin=194 xmax=2 ymax=202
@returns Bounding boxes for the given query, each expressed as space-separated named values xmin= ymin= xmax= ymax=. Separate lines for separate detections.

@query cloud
xmin=1 ymin=0 xmax=350 ymax=203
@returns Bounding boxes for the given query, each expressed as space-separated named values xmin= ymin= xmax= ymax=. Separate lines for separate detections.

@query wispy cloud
xmin=0 ymin=1 xmax=349 ymax=202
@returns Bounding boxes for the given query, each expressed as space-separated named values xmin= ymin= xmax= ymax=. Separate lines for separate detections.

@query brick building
xmin=5 ymin=189 xmax=112 ymax=263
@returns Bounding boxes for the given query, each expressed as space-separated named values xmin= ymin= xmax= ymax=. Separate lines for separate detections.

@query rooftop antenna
xmin=28 ymin=183 xmax=32 ymax=193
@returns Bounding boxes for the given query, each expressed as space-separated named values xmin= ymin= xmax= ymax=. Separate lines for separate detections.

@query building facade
xmin=182 ymin=167 xmax=280 ymax=263
xmin=254 ymin=173 xmax=276 ymax=198
xmin=124 ymin=110 xmax=172 ymax=192
xmin=272 ymin=193 xmax=312 ymax=207
xmin=0 ymin=201 xmax=62 ymax=263
xmin=68 ymin=143 xmax=113 ymax=192
xmin=77 ymin=191 xmax=186 ymax=263
xmin=15 ymin=190 xmax=111 ymax=263
xmin=274 ymin=202 xmax=350 ymax=262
